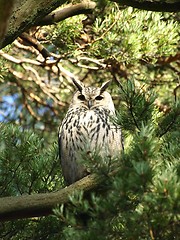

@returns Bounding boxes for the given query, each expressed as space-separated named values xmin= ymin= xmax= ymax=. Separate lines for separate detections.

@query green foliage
xmin=45 ymin=80 xmax=179 ymax=239
xmin=157 ymin=100 xmax=180 ymax=137
xmin=0 ymin=124 xmax=63 ymax=239
xmin=0 ymin=123 xmax=61 ymax=196
xmin=47 ymin=4 xmax=179 ymax=61
xmin=92 ymin=6 xmax=179 ymax=62
xmin=0 ymin=1 xmax=179 ymax=240
xmin=53 ymin=117 xmax=179 ymax=240
xmin=116 ymin=80 xmax=156 ymax=131
xmin=48 ymin=14 xmax=84 ymax=54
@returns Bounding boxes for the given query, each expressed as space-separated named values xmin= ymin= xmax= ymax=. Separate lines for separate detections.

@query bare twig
xmin=20 ymin=32 xmax=52 ymax=59
xmin=14 ymin=39 xmax=40 ymax=56
xmin=73 ymin=56 xmax=108 ymax=70
xmin=19 ymin=80 xmax=41 ymax=121
xmin=0 ymin=49 xmax=76 ymax=83
xmin=0 ymin=50 xmax=42 ymax=65
xmin=9 ymin=67 xmax=65 ymax=108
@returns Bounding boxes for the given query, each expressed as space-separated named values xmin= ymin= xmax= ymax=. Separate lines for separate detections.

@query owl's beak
xmin=87 ymin=100 xmax=93 ymax=109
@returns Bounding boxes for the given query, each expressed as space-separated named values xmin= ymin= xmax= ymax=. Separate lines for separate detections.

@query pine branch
xmin=0 ymin=174 xmax=102 ymax=221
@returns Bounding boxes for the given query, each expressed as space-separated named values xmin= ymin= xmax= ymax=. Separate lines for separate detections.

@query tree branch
xmin=20 ymin=32 xmax=52 ymax=59
xmin=112 ymin=0 xmax=180 ymax=12
xmin=37 ymin=2 xmax=96 ymax=26
xmin=1 ymin=0 xmax=67 ymax=49
xmin=1 ymin=0 xmax=179 ymax=49
xmin=157 ymin=53 xmax=180 ymax=65
xmin=0 ymin=174 xmax=102 ymax=221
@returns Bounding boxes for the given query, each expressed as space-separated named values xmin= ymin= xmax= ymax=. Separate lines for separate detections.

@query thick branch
xmin=1 ymin=0 xmax=67 ymax=49
xmin=112 ymin=0 xmax=180 ymax=12
xmin=0 ymin=174 xmax=102 ymax=221
xmin=37 ymin=2 xmax=96 ymax=26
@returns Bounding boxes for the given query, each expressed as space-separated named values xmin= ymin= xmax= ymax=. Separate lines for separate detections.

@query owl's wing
xmin=58 ymin=125 xmax=62 ymax=161
xmin=113 ymin=113 xmax=124 ymax=151
xmin=118 ymin=126 xmax=124 ymax=151
xmin=58 ymin=124 xmax=70 ymax=183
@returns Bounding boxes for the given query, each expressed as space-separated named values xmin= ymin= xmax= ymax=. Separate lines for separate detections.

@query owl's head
xmin=70 ymin=78 xmax=115 ymax=113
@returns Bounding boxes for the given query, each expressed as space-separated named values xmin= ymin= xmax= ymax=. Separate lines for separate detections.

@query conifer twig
xmin=92 ymin=3 xmax=120 ymax=44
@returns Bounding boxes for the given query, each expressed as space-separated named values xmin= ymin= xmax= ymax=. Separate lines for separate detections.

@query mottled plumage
xmin=58 ymin=79 xmax=123 ymax=185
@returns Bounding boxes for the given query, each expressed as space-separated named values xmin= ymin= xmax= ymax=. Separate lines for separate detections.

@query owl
xmin=58 ymin=79 xmax=123 ymax=185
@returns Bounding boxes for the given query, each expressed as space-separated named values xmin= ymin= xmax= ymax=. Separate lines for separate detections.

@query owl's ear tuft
xmin=100 ymin=81 xmax=111 ymax=93
xmin=72 ymin=78 xmax=84 ymax=92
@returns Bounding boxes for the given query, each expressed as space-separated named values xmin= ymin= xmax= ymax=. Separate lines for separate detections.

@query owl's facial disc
xmin=76 ymin=86 xmax=105 ymax=109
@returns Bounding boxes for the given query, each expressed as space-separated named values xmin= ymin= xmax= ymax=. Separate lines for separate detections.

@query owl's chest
xmin=62 ymin=109 xmax=110 ymax=141
xmin=77 ymin=111 xmax=99 ymax=128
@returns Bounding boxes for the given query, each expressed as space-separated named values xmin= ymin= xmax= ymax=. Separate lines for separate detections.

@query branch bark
xmin=0 ymin=174 xmax=102 ymax=221
xmin=112 ymin=0 xmax=180 ymax=12
xmin=20 ymin=32 xmax=52 ymax=59
xmin=1 ymin=0 xmax=67 ymax=49
xmin=37 ymin=2 xmax=96 ymax=26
